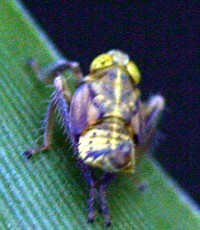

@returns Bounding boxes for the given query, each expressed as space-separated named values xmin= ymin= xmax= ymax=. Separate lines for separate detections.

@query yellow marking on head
xmin=89 ymin=50 xmax=141 ymax=84
xmin=126 ymin=61 xmax=141 ymax=84
xmin=90 ymin=54 xmax=114 ymax=72
xmin=90 ymin=50 xmax=129 ymax=73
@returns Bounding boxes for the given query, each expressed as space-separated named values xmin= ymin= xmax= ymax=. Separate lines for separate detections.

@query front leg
xmin=24 ymin=93 xmax=57 ymax=159
xmin=24 ymin=62 xmax=76 ymax=159
xmin=29 ymin=59 xmax=83 ymax=84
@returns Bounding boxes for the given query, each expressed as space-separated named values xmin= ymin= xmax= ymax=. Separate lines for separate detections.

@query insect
xmin=24 ymin=50 xmax=165 ymax=226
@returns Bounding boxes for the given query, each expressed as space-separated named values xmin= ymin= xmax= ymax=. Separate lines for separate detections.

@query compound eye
xmin=126 ymin=61 xmax=141 ymax=84
xmin=90 ymin=54 xmax=114 ymax=72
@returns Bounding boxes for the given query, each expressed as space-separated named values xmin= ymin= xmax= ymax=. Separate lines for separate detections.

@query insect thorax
xmin=72 ymin=67 xmax=140 ymax=173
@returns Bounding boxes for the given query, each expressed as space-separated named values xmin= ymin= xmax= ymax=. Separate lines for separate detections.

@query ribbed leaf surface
xmin=0 ymin=1 xmax=199 ymax=229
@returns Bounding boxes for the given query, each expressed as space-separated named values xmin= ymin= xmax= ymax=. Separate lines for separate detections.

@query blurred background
xmin=22 ymin=1 xmax=199 ymax=205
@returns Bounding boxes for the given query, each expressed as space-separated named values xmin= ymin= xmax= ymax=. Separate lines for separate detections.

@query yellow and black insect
xmin=24 ymin=50 xmax=165 ymax=226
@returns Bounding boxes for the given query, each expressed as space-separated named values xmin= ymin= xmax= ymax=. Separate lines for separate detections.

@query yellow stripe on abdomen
xmin=78 ymin=117 xmax=134 ymax=172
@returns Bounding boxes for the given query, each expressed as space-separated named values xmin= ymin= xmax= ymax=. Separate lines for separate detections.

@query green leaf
xmin=0 ymin=1 xmax=199 ymax=229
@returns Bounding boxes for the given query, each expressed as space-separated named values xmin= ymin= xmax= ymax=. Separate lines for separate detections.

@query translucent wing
xmin=69 ymin=83 xmax=102 ymax=141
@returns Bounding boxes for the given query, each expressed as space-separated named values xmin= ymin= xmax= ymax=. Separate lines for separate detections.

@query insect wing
xmin=69 ymin=83 xmax=101 ymax=140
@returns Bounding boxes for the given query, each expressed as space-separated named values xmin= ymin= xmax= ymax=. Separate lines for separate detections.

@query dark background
xmin=22 ymin=1 xmax=200 ymax=204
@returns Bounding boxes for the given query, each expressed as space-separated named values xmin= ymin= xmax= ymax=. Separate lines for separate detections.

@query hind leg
xmin=132 ymin=94 xmax=165 ymax=156
xmin=99 ymin=173 xmax=116 ymax=227
xmin=79 ymin=162 xmax=97 ymax=223
xmin=132 ymin=95 xmax=165 ymax=187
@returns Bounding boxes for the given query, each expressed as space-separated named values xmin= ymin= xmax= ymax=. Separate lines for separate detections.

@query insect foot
xmin=137 ymin=182 xmax=149 ymax=192
xmin=23 ymin=150 xmax=33 ymax=160
xmin=87 ymin=213 xmax=95 ymax=224
xmin=23 ymin=145 xmax=51 ymax=160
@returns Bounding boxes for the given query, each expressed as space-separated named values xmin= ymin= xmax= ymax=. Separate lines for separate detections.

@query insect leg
xmin=99 ymin=173 xmax=116 ymax=227
xmin=24 ymin=74 xmax=73 ymax=159
xmin=131 ymin=172 xmax=148 ymax=192
xmin=53 ymin=76 xmax=71 ymax=130
xmin=24 ymin=92 xmax=57 ymax=159
xmin=145 ymin=95 xmax=165 ymax=134
xmin=29 ymin=59 xmax=83 ymax=84
xmin=79 ymin=161 xmax=97 ymax=223
xmin=137 ymin=94 xmax=165 ymax=155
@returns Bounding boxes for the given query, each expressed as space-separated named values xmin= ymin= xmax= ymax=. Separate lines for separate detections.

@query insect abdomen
xmin=78 ymin=117 xmax=135 ymax=172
